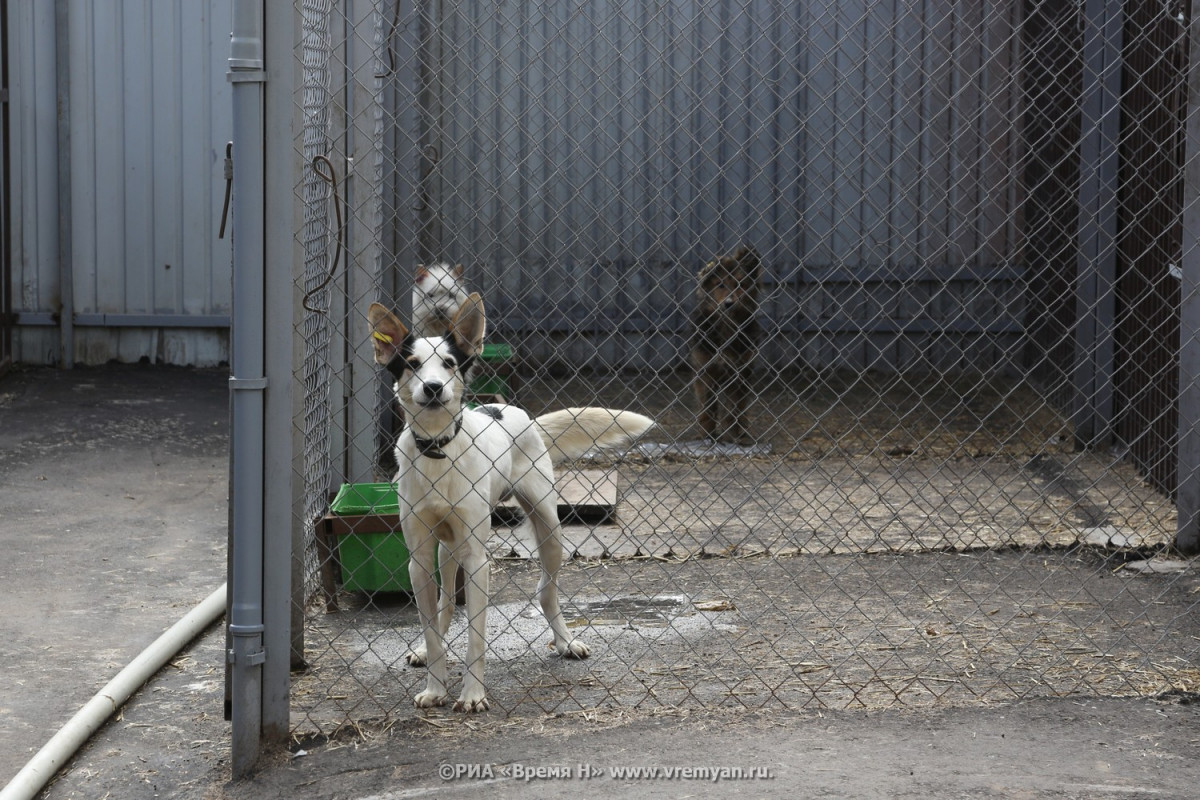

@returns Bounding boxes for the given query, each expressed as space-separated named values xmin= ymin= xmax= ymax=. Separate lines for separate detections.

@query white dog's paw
xmin=414 ymin=689 xmax=448 ymax=709
xmin=558 ymin=639 xmax=590 ymax=660
xmin=453 ymin=692 xmax=491 ymax=713
xmin=406 ymin=646 xmax=428 ymax=667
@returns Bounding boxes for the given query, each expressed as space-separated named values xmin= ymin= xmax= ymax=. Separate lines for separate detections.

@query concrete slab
xmin=0 ymin=364 xmax=229 ymax=787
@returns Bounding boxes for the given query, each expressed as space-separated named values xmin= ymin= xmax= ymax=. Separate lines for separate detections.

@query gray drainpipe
xmin=227 ymin=0 xmax=267 ymax=778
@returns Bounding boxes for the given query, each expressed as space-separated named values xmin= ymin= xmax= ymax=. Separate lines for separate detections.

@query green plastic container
xmin=481 ymin=342 xmax=513 ymax=361
xmin=329 ymin=483 xmax=412 ymax=592
xmin=330 ymin=482 xmax=398 ymax=515
xmin=470 ymin=342 xmax=515 ymax=399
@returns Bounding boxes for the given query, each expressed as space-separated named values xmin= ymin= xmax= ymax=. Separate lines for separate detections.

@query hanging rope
xmin=218 ymin=142 xmax=233 ymax=239
xmin=302 ymin=154 xmax=344 ymax=314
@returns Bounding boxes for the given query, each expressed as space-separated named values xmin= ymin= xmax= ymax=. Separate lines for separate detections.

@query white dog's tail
xmin=533 ymin=407 xmax=655 ymax=464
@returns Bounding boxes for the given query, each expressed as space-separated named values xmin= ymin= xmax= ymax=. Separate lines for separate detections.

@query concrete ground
xmin=0 ymin=365 xmax=229 ymax=792
xmin=3 ymin=364 xmax=1200 ymax=799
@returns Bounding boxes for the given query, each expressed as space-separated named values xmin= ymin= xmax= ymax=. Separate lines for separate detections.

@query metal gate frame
xmin=1175 ymin=0 xmax=1200 ymax=553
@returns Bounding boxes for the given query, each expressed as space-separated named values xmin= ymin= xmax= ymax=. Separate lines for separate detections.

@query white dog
xmin=368 ymin=293 xmax=654 ymax=712
xmin=412 ymin=263 xmax=470 ymax=338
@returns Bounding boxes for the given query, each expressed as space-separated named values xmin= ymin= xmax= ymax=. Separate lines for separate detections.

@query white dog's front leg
xmin=406 ymin=523 xmax=449 ymax=708
xmin=454 ymin=538 xmax=490 ymax=713
xmin=436 ymin=539 xmax=459 ymax=637
xmin=406 ymin=538 xmax=458 ymax=669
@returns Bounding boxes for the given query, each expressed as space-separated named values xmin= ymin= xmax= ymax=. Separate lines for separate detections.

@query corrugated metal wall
xmin=0 ymin=0 xmax=10 ymax=373
xmin=401 ymin=0 xmax=1024 ymax=373
xmin=7 ymin=2 xmax=59 ymax=365
xmin=7 ymin=0 xmax=232 ymax=366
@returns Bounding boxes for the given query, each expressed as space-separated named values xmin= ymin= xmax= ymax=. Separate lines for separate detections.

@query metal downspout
xmin=227 ymin=0 xmax=267 ymax=777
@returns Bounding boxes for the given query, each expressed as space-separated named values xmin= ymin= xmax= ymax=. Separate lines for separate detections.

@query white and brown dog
xmin=412 ymin=262 xmax=470 ymax=337
xmin=368 ymin=293 xmax=654 ymax=712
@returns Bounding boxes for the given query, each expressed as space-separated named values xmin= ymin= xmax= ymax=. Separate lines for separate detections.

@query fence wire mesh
xmin=286 ymin=0 xmax=1200 ymax=738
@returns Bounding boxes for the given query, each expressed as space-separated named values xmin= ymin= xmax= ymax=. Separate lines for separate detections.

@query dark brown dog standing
xmin=690 ymin=246 xmax=761 ymax=443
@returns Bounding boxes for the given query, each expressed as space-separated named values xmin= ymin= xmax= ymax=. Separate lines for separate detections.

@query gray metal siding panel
xmin=8 ymin=2 xmax=60 ymax=363
xmin=409 ymin=0 xmax=1023 ymax=372
xmin=9 ymin=0 xmax=231 ymax=365
xmin=71 ymin=0 xmax=232 ymax=320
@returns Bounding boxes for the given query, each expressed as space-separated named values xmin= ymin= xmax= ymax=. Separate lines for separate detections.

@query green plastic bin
xmin=329 ymin=482 xmax=412 ymax=592
xmin=469 ymin=342 xmax=515 ymax=400
xmin=330 ymin=482 xmax=398 ymax=515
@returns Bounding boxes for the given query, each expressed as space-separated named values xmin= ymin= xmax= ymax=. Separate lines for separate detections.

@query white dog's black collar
xmin=410 ymin=416 xmax=462 ymax=460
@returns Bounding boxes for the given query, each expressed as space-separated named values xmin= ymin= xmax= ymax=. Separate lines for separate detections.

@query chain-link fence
xmin=285 ymin=0 xmax=1200 ymax=739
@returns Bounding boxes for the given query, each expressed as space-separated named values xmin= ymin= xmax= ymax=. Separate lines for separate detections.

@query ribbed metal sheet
xmin=7 ymin=1 xmax=59 ymax=364
xmin=405 ymin=0 xmax=1024 ymax=371
xmin=9 ymin=0 xmax=233 ymax=365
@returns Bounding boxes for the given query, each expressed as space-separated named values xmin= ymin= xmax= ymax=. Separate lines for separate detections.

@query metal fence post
xmin=343 ymin=0 xmax=387 ymax=484
xmin=1073 ymin=0 xmax=1122 ymax=450
xmin=1176 ymin=2 xmax=1200 ymax=555
xmin=227 ymin=0 xmax=267 ymax=777
xmin=261 ymin=0 xmax=299 ymax=749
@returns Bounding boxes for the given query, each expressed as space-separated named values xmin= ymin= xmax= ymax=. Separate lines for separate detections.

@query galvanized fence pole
xmin=343 ymin=0 xmax=388 ymax=484
xmin=1176 ymin=2 xmax=1200 ymax=555
xmin=1073 ymin=0 xmax=1122 ymax=450
xmin=261 ymin=0 xmax=300 ymax=749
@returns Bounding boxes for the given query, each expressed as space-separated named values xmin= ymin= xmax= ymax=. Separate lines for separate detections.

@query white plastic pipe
xmin=0 ymin=584 xmax=227 ymax=800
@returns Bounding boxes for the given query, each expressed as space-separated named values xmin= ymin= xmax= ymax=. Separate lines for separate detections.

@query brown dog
xmin=690 ymin=246 xmax=761 ymax=443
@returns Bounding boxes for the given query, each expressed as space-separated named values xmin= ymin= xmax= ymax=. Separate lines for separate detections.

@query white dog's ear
xmin=449 ymin=292 xmax=486 ymax=357
xmin=414 ymin=264 xmax=428 ymax=283
xmin=453 ymin=263 xmax=465 ymax=279
xmin=368 ymin=302 xmax=408 ymax=365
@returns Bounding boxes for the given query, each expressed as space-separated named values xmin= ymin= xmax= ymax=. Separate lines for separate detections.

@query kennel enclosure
xmin=224 ymin=0 xmax=1200 ymax=774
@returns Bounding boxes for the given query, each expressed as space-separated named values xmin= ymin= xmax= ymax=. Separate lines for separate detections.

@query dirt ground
xmin=44 ymin=647 xmax=1200 ymax=800
xmin=515 ymin=367 xmax=1074 ymax=460
xmin=0 ymin=364 xmax=228 ymax=794
xmin=294 ymin=367 xmax=1192 ymax=738
xmin=34 ymin=549 xmax=1200 ymax=800
xmin=292 ymin=549 xmax=1200 ymax=737
xmin=8 ymin=363 xmax=1200 ymax=799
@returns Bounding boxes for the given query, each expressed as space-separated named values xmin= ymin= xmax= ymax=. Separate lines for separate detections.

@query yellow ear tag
xmin=372 ymin=331 xmax=394 ymax=344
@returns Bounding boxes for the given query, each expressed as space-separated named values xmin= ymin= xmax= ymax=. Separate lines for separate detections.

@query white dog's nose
xmin=420 ymin=381 xmax=444 ymax=403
